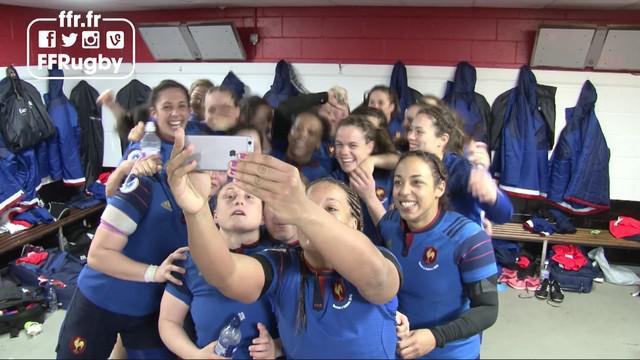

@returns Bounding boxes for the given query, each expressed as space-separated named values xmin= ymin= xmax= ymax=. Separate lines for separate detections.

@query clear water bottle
xmin=140 ymin=121 xmax=161 ymax=157
xmin=47 ymin=280 xmax=59 ymax=312
xmin=541 ymin=260 xmax=550 ymax=280
xmin=213 ymin=312 xmax=245 ymax=357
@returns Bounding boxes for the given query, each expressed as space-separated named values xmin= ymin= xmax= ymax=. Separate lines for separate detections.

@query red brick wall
xmin=2 ymin=5 xmax=640 ymax=68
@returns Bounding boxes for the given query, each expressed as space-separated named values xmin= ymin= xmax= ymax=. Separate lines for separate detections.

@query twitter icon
xmin=61 ymin=33 xmax=77 ymax=47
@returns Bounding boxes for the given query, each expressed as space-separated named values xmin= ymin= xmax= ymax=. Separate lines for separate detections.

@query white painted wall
xmin=7 ymin=62 xmax=640 ymax=201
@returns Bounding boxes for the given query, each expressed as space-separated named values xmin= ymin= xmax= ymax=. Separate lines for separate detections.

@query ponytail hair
xmin=295 ymin=177 xmax=363 ymax=334
xmin=415 ymin=105 xmax=466 ymax=156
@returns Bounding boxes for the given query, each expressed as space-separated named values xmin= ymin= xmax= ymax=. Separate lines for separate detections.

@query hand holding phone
xmin=185 ymin=135 xmax=254 ymax=171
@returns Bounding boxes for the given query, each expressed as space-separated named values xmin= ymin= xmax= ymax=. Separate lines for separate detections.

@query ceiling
xmin=3 ymin=0 xmax=640 ymax=11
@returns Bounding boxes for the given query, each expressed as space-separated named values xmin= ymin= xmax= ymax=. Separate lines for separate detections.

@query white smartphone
xmin=185 ymin=135 xmax=254 ymax=171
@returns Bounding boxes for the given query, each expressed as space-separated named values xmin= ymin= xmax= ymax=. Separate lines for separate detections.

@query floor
xmin=1 ymin=282 xmax=639 ymax=359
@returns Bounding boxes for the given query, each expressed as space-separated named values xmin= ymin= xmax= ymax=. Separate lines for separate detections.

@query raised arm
xmin=231 ymin=153 xmax=400 ymax=304
xmin=166 ymin=129 xmax=266 ymax=304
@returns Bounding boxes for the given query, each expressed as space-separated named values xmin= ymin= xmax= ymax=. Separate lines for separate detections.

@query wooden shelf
xmin=0 ymin=204 xmax=105 ymax=254
xmin=493 ymin=222 xmax=640 ymax=250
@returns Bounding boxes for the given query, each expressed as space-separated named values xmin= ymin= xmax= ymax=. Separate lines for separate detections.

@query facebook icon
xmin=38 ymin=30 xmax=56 ymax=48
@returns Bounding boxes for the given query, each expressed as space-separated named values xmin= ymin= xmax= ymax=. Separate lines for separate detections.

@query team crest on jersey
xmin=328 ymin=144 xmax=335 ymax=156
xmin=120 ymin=176 xmax=140 ymax=194
xmin=127 ymin=149 xmax=143 ymax=161
xmin=419 ymin=246 xmax=439 ymax=271
xmin=375 ymin=187 xmax=386 ymax=202
xmin=332 ymin=278 xmax=353 ymax=310
xmin=161 ymin=200 xmax=172 ymax=211
xmin=394 ymin=131 xmax=401 ymax=140
xmin=70 ymin=336 xmax=87 ymax=355
xmin=332 ymin=279 xmax=346 ymax=302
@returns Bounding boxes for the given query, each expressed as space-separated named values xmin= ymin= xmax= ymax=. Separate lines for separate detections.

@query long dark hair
xmin=239 ymin=96 xmax=271 ymax=125
xmin=295 ymin=178 xmax=363 ymax=334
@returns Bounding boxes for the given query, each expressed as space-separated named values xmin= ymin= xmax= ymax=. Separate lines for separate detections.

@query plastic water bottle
xmin=140 ymin=121 xmax=161 ymax=157
xmin=47 ymin=280 xmax=59 ymax=312
xmin=541 ymin=260 xmax=550 ymax=280
xmin=213 ymin=312 xmax=245 ymax=357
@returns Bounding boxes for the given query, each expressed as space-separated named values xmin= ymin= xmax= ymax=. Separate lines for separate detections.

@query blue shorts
xmin=56 ymin=289 xmax=173 ymax=359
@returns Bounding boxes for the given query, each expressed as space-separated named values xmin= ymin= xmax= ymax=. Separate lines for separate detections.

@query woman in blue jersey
xmin=407 ymin=104 xmax=513 ymax=229
xmin=159 ymin=181 xmax=279 ymax=359
xmin=56 ymin=80 xmax=192 ymax=359
xmin=165 ymin=128 xmax=402 ymax=359
xmin=331 ymin=115 xmax=397 ymax=240
xmin=378 ymin=151 xmax=498 ymax=359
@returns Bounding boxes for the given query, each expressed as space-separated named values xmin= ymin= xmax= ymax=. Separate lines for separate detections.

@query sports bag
xmin=0 ymin=66 xmax=56 ymax=152
xmin=549 ymin=260 xmax=599 ymax=293
xmin=0 ymin=285 xmax=46 ymax=337
xmin=9 ymin=249 xmax=85 ymax=309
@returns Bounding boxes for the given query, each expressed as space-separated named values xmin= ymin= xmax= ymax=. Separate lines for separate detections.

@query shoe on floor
xmin=550 ymin=280 xmax=565 ymax=303
xmin=524 ymin=276 xmax=541 ymax=291
xmin=535 ymin=278 xmax=550 ymax=300
xmin=506 ymin=276 xmax=527 ymax=290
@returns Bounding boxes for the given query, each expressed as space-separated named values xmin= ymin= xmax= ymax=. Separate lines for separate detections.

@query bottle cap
xmin=144 ymin=121 xmax=156 ymax=133
xmin=230 ymin=312 xmax=245 ymax=327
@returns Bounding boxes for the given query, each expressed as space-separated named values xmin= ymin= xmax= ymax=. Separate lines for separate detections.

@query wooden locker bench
xmin=492 ymin=222 xmax=640 ymax=276
xmin=0 ymin=204 xmax=105 ymax=255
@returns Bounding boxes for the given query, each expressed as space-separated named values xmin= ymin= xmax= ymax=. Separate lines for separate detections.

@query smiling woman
xmin=330 ymin=115 xmax=396 ymax=240
xmin=378 ymin=151 xmax=498 ymax=360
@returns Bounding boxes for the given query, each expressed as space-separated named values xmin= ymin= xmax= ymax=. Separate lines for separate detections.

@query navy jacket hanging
xmin=389 ymin=61 xmax=421 ymax=140
xmin=116 ymin=79 xmax=151 ymax=111
xmin=490 ymin=72 xmax=556 ymax=152
xmin=490 ymin=66 xmax=555 ymax=199
xmin=42 ymin=68 xmax=85 ymax=187
xmin=263 ymin=60 xmax=301 ymax=108
xmin=221 ymin=71 xmax=246 ymax=100
xmin=547 ymin=80 xmax=610 ymax=214
xmin=442 ymin=62 xmax=491 ymax=143
xmin=70 ymin=81 xmax=103 ymax=186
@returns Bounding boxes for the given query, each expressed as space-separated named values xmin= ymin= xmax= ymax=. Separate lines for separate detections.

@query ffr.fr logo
xmin=27 ymin=10 xmax=136 ymax=79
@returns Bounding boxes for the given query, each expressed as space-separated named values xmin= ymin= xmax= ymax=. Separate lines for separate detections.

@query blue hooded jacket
xmin=389 ymin=61 xmax=421 ymax=141
xmin=263 ymin=60 xmax=301 ymax=108
xmin=221 ymin=71 xmax=246 ymax=100
xmin=547 ymin=80 xmax=610 ymax=214
xmin=42 ymin=67 xmax=85 ymax=186
xmin=443 ymin=62 xmax=491 ymax=142
xmin=490 ymin=66 xmax=555 ymax=199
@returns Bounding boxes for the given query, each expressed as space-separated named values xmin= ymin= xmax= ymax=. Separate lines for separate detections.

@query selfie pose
xmin=159 ymin=182 xmax=279 ymax=359
xmin=165 ymin=128 xmax=402 ymax=358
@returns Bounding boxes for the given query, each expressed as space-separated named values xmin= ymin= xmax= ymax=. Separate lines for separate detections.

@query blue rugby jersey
xmin=444 ymin=152 xmax=513 ymax=225
xmin=78 ymin=174 xmax=187 ymax=316
xmin=331 ymin=167 xmax=393 ymax=242
xmin=255 ymin=247 xmax=399 ymax=359
xmin=312 ymin=139 xmax=337 ymax=173
xmin=271 ymin=148 xmax=328 ymax=183
xmin=378 ymin=209 xmax=497 ymax=359
xmin=166 ymin=252 xmax=277 ymax=359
